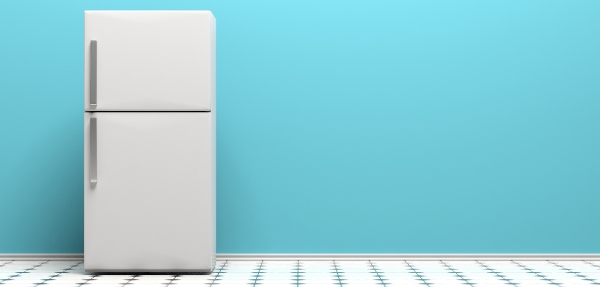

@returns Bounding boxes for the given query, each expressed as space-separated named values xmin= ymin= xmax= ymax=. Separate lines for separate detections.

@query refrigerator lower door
xmin=84 ymin=112 xmax=215 ymax=272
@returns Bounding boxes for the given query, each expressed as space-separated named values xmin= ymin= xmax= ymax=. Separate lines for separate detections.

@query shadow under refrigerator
xmin=83 ymin=11 xmax=216 ymax=272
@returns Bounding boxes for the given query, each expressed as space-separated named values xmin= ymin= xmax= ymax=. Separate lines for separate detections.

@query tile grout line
xmin=441 ymin=260 xmax=474 ymax=287
xmin=252 ymin=260 xmax=264 ymax=287
xmin=584 ymin=260 xmax=600 ymax=270
xmin=0 ymin=261 xmax=12 ymax=267
xmin=209 ymin=260 xmax=227 ymax=287
xmin=164 ymin=274 xmax=179 ymax=286
xmin=476 ymin=260 xmax=519 ymax=287
xmin=405 ymin=260 xmax=430 ymax=287
xmin=332 ymin=260 xmax=344 ymax=287
xmin=368 ymin=260 xmax=387 ymax=287
xmin=0 ymin=260 xmax=14 ymax=284
xmin=582 ymin=260 xmax=600 ymax=284
xmin=512 ymin=260 xmax=561 ymax=286
xmin=549 ymin=260 xmax=599 ymax=285
xmin=9 ymin=260 xmax=49 ymax=285
xmin=294 ymin=260 xmax=301 ymax=287
xmin=78 ymin=272 xmax=98 ymax=286
xmin=39 ymin=261 xmax=83 ymax=285
xmin=121 ymin=274 xmax=138 ymax=286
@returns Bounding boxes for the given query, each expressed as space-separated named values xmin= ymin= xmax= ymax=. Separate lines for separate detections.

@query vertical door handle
xmin=90 ymin=40 xmax=97 ymax=106
xmin=90 ymin=117 xmax=97 ymax=184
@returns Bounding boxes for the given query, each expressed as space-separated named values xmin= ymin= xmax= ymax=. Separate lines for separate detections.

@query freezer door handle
xmin=90 ymin=117 xmax=98 ymax=184
xmin=90 ymin=40 xmax=97 ymax=106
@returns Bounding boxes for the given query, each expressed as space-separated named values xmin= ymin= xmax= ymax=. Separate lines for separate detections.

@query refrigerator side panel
xmin=211 ymin=112 xmax=216 ymax=267
xmin=210 ymin=13 xmax=217 ymax=267
xmin=211 ymin=13 xmax=216 ymax=115
xmin=84 ymin=112 xmax=215 ymax=272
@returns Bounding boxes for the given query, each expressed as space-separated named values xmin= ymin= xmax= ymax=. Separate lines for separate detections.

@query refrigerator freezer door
xmin=84 ymin=112 xmax=216 ymax=272
xmin=84 ymin=11 xmax=216 ymax=111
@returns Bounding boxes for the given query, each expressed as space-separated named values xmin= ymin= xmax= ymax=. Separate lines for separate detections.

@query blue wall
xmin=1 ymin=0 xmax=600 ymax=254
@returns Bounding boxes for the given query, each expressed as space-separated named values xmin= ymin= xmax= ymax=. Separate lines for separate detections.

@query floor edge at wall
xmin=2 ymin=254 xmax=600 ymax=261
xmin=217 ymin=254 xmax=600 ymax=261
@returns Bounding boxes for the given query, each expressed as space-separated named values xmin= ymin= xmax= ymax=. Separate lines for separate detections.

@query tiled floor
xmin=0 ymin=260 xmax=599 ymax=286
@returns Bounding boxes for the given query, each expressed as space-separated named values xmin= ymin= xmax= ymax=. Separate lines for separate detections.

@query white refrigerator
xmin=83 ymin=11 xmax=216 ymax=273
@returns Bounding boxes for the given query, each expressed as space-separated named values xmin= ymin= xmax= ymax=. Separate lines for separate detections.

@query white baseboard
xmin=0 ymin=254 xmax=84 ymax=261
xmin=217 ymin=254 xmax=600 ymax=261
xmin=1 ymin=254 xmax=599 ymax=261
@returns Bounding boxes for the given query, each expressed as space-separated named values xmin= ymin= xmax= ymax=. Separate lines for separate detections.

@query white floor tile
xmin=171 ymin=279 xmax=214 ymax=284
xmin=299 ymin=279 xmax=341 ymax=284
xmin=341 ymin=284 xmax=385 ymax=287
xmin=41 ymin=284 xmax=83 ymax=287
xmin=1 ymin=279 xmax=46 ymax=284
xmin=2 ymin=259 xmax=600 ymax=286
xmin=297 ymin=284 xmax=341 ymax=287
xmin=80 ymin=284 xmax=126 ymax=287
xmin=170 ymin=284 xmax=212 ymax=287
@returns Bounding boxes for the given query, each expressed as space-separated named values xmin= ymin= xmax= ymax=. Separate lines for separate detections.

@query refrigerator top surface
xmin=85 ymin=10 xmax=214 ymax=14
